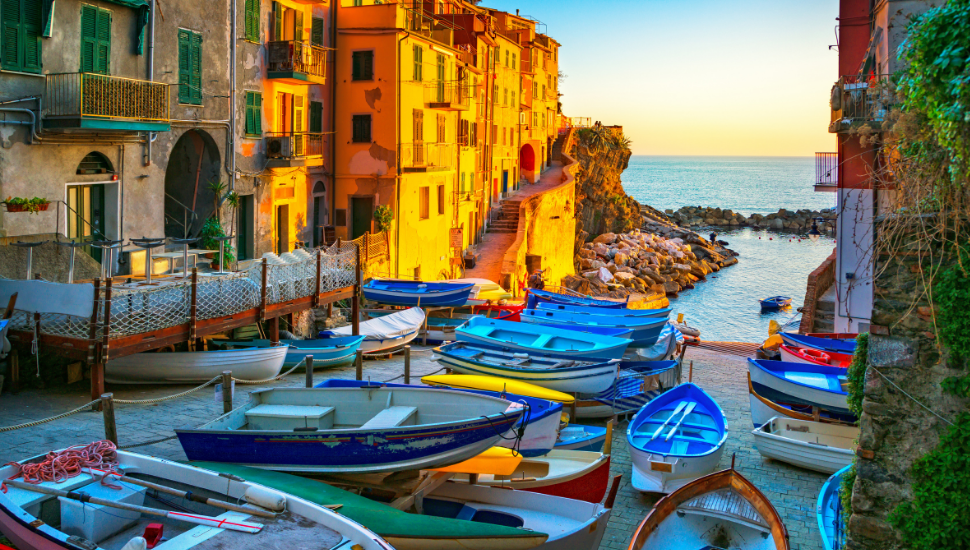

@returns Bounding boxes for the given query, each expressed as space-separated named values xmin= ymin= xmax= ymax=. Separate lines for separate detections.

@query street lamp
xmin=808 ymin=217 xmax=824 ymax=243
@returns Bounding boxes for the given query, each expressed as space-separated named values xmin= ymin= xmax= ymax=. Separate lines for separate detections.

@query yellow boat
xmin=421 ymin=374 xmax=575 ymax=403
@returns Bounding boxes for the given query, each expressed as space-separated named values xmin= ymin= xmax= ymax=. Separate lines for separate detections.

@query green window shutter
xmin=272 ymin=1 xmax=282 ymax=41
xmin=2 ymin=0 xmax=23 ymax=70
xmin=254 ymin=93 xmax=262 ymax=134
xmin=245 ymin=0 xmax=260 ymax=42
xmin=245 ymin=92 xmax=254 ymax=134
xmin=309 ymin=101 xmax=322 ymax=133
xmin=412 ymin=45 xmax=421 ymax=81
xmin=177 ymin=30 xmax=190 ymax=102
xmin=21 ymin=0 xmax=42 ymax=72
xmin=363 ymin=51 xmax=372 ymax=79
xmin=189 ymin=31 xmax=202 ymax=104
xmin=80 ymin=5 xmax=96 ymax=72
xmin=294 ymin=9 xmax=303 ymax=43
xmin=352 ymin=51 xmax=372 ymax=80
xmin=351 ymin=51 xmax=360 ymax=80
xmin=96 ymin=9 xmax=111 ymax=74
xmin=310 ymin=17 xmax=323 ymax=46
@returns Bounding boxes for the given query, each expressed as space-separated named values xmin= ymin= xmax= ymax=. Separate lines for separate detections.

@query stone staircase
xmin=813 ymin=285 xmax=836 ymax=332
xmin=487 ymin=199 xmax=521 ymax=234
xmin=551 ymin=134 xmax=565 ymax=161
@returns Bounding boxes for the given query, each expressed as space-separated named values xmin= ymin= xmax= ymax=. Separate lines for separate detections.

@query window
xmin=512 ymin=52 xmax=516 ymax=69
xmin=503 ymin=88 xmax=507 ymax=106
xmin=352 ymin=50 xmax=373 ymax=81
xmin=352 ymin=114 xmax=371 ymax=143
xmin=244 ymin=0 xmax=260 ymax=42
xmin=504 ymin=49 xmax=509 ymax=67
xmin=533 ymin=81 xmax=538 ymax=98
xmin=492 ymin=124 xmax=498 ymax=143
xmin=419 ymin=187 xmax=430 ymax=220
xmin=310 ymin=16 xmax=324 ymax=46
xmin=458 ymin=119 xmax=469 ymax=147
xmin=178 ymin=29 xmax=203 ymax=104
xmin=511 ymin=91 xmax=515 ymax=106
xmin=412 ymin=44 xmax=423 ymax=81
xmin=542 ymin=84 xmax=546 ymax=99
xmin=352 ymin=0 xmax=362 ymax=5
xmin=533 ymin=112 xmax=537 ymax=128
xmin=492 ymin=47 xmax=498 ymax=70
xmin=460 ymin=172 xmax=467 ymax=193
xmin=80 ymin=5 xmax=111 ymax=74
xmin=245 ymin=92 xmax=262 ymax=136
xmin=493 ymin=83 xmax=498 ymax=104
xmin=309 ymin=100 xmax=323 ymax=133
xmin=1 ymin=0 xmax=43 ymax=73
xmin=436 ymin=114 xmax=445 ymax=143
xmin=437 ymin=184 xmax=445 ymax=215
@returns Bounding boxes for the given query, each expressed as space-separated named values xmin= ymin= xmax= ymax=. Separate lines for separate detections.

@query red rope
xmin=2 ymin=440 xmax=119 ymax=493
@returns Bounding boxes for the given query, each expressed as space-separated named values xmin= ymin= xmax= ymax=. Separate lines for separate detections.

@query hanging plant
xmin=374 ymin=205 xmax=394 ymax=234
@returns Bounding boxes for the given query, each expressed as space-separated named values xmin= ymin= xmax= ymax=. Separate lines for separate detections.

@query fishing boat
xmin=747 ymin=373 xmax=858 ymax=427
xmin=445 ymin=449 xmax=612 ymax=504
xmin=520 ymin=309 xmax=667 ymax=348
xmin=627 ymin=383 xmax=728 ymax=493
xmin=626 ymin=464 xmax=790 ymax=550
xmin=780 ymin=332 xmax=856 ymax=354
xmin=526 ymin=288 xmax=627 ymax=309
xmin=556 ymin=425 xmax=607 ymax=452
xmin=105 ymin=345 xmax=288 ymax=384
xmin=780 ymin=344 xmax=852 ymax=368
xmin=362 ymin=279 xmax=475 ymax=307
xmin=752 ymin=416 xmax=858 ymax=474
xmin=221 ymin=336 xmax=365 ymax=368
xmin=316 ymin=378 xmax=563 ymax=458
xmin=748 ymin=359 xmax=851 ymax=417
xmin=192 ymin=462 xmax=551 ymax=550
xmin=817 ymin=465 xmax=850 ymax=550
xmin=760 ymin=296 xmax=793 ymax=311
xmin=425 ymin=480 xmax=615 ymax=550
xmin=535 ymin=302 xmax=672 ymax=318
xmin=176 ymin=386 xmax=525 ymax=473
xmin=456 ymin=316 xmax=632 ymax=361
xmin=433 ymin=342 xmax=620 ymax=394
xmin=0 ymin=442 xmax=392 ymax=550
xmin=443 ymin=278 xmax=513 ymax=305
xmin=540 ymin=323 xmax=634 ymax=339
xmin=575 ymin=360 xmax=681 ymax=419
xmin=320 ymin=307 xmax=424 ymax=354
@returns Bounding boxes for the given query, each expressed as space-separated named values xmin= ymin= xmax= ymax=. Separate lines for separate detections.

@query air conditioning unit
xmin=266 ymin=135 xmax=292 ymax=159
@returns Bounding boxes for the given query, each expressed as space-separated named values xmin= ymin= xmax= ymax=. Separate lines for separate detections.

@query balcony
xmin=43 ymin=73 xmax=170 ymax=132
xmin=267 ymin=41 xmax=328 ymax=85
xmin=424 ymin=82 xmax=470 ymax=111
xmin=401 ymin=142 xmax=455 ymax=172
xmin=815 ymin=152 xmax=838 ymax=192
xmin=404 ymin=6 xmax=454 ymax=47
xmin=829 ymin=75 xmax=894 ymax=133
xmin=264 ymin=132 xmax=325 ymax=168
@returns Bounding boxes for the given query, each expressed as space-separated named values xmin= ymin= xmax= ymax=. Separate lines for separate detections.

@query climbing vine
xmin=846 ymin=333 xmax=869 ymax=419
xmin=840 ymin=462 xmax=856 ymax=525
xmin=933 ymin=247 xmax=970 ymax=365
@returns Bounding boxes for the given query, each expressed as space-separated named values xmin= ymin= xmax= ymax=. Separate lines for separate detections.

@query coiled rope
xmin=2 ymin=440 xmax=119 ymax=492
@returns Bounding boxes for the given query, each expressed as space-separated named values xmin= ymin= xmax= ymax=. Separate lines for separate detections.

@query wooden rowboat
xmin=555 ymin=425 xmax=607 ymax=452
xmin=817 ymin=465 xmax=850 ymax=550
xmin=780 ymin=344 xmax=852 ymax=368
xmin=535 ymin=302 xmax=672 ymax=318
xmin=780 ymin=332 xmax=856 ymax=354
xmin=321 ymin=307 xmax=424 ymax=354
xmin=760 ymin=296 xmax=793 ymax=311
xmin=747 ymin=373 xmax=857 ymax=427
xmin=457 ymin=316 xmax=632 ymax=361
xmin=748 ymin=359 xmax=851 ymax=417
xmin=105 ymin=345 xmax=287 ymax=384
xmin=520 ymin=309 xmax=667 ymax=348
xmin=752 ymin=416 xmax=859 ymax=474
xmin=363 ymin=280 xmax=475 ymax=307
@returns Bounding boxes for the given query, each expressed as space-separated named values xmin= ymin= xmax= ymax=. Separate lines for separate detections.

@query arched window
xmin=76 ymin=152 xmax=114 ymax=175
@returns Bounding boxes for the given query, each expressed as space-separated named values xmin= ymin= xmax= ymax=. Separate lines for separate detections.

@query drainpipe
xmin=395 ymin=31 xmax=410 ymax=278
xmin=118 ymin=144 xmax=126 ymax=269
xmin=144 ymin=0 xmax=156 ymax=167
xmin=229 ymin=0 xmax=238 ymax=189
xmin=330 ymin=0 xmax=337 ymax=226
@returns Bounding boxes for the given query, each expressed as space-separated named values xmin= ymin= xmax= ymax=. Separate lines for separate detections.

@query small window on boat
xmin=77 ymin=152 xmax=114 ymax=175
xmin=471 ymin=510 xmax=525 ymax=528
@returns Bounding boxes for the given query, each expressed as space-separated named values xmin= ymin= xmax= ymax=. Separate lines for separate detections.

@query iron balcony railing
xmin=403 ymin=5 xmax=454 ymax=46
xmin=830 ymin=74 xmax=894 ymax=131
xmin=265 ymin=132 xmax=325 ymax=159
xmin=815 ymin=152 xmax=838 ymax=189
xmin=424 ymin=81 xmax=471 ymax=109
xmin=45 ymin=73 xmax=169 ymax=121
xmin=267 ymin=41 xmax=327 ymax=79
xmin=401 ymin=142 xmax=455 ymax=170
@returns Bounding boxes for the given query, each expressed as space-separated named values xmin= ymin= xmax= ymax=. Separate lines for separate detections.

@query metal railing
xmin=400 ymin=142 xmax=455 ymax=170
xmin=264 ymin=132 xmax=325 ymax=159
xmin=267 ymin=41 xmax=328 ymax=79
xmin=831 ymin=74 xmax=894 ymax=129
xmin=45 ymin=73 xmax=169 ymax=121
xmin=815 ymin=152 xmax=838 ymax=188
xmin=403 ymin=6 xmax=454 ymax=46
xmin=424 ymin=81 xmax=471 ymax=109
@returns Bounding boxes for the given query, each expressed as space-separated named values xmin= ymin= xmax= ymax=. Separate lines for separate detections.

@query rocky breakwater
xmin=667 ymin=206 xmax=837 ymax=233
xmin=565 ymin=228 xmax=739 ymax=299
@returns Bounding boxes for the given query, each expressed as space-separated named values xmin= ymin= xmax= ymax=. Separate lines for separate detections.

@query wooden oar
xmin=650 ymin=402 xmax=686 ymax=440
xmin=665 ymin=402 xmax=697 ymax=442
xmin=83 ymin=468 xmax=275 ymax=518
xmin=4 ymin=479 xmax=263 ymax=534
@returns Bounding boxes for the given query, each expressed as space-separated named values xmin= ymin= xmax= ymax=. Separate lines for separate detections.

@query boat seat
xmin=509 ymin=357 xmax=531 ymax=366
xmin=6 ymin=473 xmax=95 ymax=512
xmin=455 ymin=505 xmax=478 ymax=521
xmin=550 ymin=360 xmax=576 ymax=368
xmin=360 ymin=406 xmax=418 ymax=429
xmin=245 ymin=404 xmax=335 ymax=431
xmin=671 ymin=440 xmax=690 ymax=455
xmin=679 ymin=488 xmax=769 ymax=533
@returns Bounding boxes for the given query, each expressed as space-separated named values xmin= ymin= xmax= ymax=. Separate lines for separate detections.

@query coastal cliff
xmin=570 ymin=127 xmax=642 ymax=244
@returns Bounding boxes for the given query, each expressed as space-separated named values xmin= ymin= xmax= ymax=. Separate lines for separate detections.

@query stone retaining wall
xmin=797 ymin=251 xmax=837 ymax=334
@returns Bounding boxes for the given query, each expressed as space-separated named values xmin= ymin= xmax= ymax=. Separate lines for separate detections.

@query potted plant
xmin=3 ymin=197 xmax=51 ymax=214
xmin=198 ymin=217 xmax=236 ymax=270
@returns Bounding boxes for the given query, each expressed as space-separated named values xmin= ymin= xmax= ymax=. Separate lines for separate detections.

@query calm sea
xmin=622 ymin=156 xmax=837 ymax=342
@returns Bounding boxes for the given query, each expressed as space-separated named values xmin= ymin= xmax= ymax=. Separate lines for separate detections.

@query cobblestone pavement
xmin=0 ymin=346 xmax=826 ymax=550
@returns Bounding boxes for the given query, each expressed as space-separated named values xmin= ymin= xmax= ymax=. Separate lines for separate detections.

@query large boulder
xmin=592 ymin=233 xmax=616 ymax=245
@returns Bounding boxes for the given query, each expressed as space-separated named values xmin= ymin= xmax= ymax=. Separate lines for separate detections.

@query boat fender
xmin=244 ymin=485 xmax=287 ymax=512
xmin=512 ymin=352 xmax=529 ymax=359
xmin=120 ymin=537 xmax=147 ymax=550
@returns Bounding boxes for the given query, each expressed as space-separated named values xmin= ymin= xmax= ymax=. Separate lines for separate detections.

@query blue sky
xmin=483 ymin=0 xmax=841 ymax=156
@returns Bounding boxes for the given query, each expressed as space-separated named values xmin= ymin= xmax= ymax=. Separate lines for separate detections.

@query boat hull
xmin=457 ymin=316 xmax=631 ymax=361
xmin=436 ymin=351 xmax=619 ymax=394
xmin=780 ymin=345 xmax=851 ymax=369
xmin=535 ymin=302 xmax=671 ymax=318
xmin=526 ymin=288 xmax=627 ymax=309
xmin=817 ymin=466 xmax=850 ymax=550
xmin=748 ymin=359 xmax=851 ymax=416
xmin=362 ymin=281 xmax=474 ymax=307
xmin=455 ymin=453 xmax=611 ymax=504
xmin=520 ymin=309 xmax=666 ymax=348
xmin=575 ymin=360 xmax=681 ymax=419
xmin=359 ymin=328 xmax=419 ymax=354
xmin=555 ymin=425 xmax=607 ymax=452
xmin=752 ymin=417 xmax=857 ymax=474
xmin=630 ymin=443 xmax=725 ymax=493
xmin=780 ymin=332 xmax=856 ymax=354
xmin=748 ymin=374 xmax=855 ymax=427
xmin=105 ymin=345 xmax=287 ymax=384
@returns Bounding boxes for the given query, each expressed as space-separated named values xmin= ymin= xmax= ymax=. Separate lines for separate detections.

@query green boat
xmin=191 ymin=462 xmax=548 ymax=550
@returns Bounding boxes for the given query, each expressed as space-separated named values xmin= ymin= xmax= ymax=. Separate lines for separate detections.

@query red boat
xmin=807 ymin=332 xmax=859 ymax=341
xmin=472 ymin=303 xmax=524 ymax=322
xmin=779 ymin=344 xmax=852 ymax=368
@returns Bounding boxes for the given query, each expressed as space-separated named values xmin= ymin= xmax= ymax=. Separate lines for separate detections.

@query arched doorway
xmin=312 ymin=180 xmax=329 ymax=246
xmin=68 ymin=152 xmax=116 ymax=262
xmin=164 ymin=130 xmax=222 ymax=238
xmin=519 ymin=143 xmax=536 ymax=184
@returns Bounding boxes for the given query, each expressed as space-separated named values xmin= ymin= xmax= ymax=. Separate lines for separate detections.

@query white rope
xmin=0 ymin=399 xmax=102 ymax=432
xmin=233 ymin=358 xmax=305 ymax=385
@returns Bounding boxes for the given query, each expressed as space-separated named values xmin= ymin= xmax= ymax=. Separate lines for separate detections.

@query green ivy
xmin=942 ymin=376 xmax=970 ymax=398
xmin=934 ymin=248 xmax=970 ymax=363
xmin=846 ymin=332 xmax=869 ymax=419
xmin=840 ymin=461 xmax=857 ymax=524
xmin=373 ymin=205 xmax=394 ymax=234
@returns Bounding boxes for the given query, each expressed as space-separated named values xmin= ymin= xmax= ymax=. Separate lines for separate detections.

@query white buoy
xmin=120 ymin=537 xmax=148 ymax=550
xmin=244 ymin=485 xmax=287 ymax=512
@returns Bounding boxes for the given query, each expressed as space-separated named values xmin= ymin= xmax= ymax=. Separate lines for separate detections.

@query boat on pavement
xmin=626 ymin=464 xmax=790 ymax=550
xmin=520 ymin=309 xmax=667 ymax=348
xmin=780 ymin=332 xmax=856 ymax=354
xmin=534 ymin=301 xmax=672 ymax=318
xmin=747 ymin=373 xmax=857 ymax=427
xmin=362 ymin=279 xmax=474 ymax=307
xmin=433 ymin=342 xmax=620 ymax=394
xmin=627 ymin=383 xmax=728 ymax=494
xmin=555 ymin=425 xmax=607 ymax=452
xmin=420 ymin=374 xmax=575 ymax=403
xmin=752 ymin=416 xmax=858 ymax=474
xmin=817 ymin=465 xmax=850 ymax=550
xmin=808 ymin=332 xmax=859 ymax=341
xmin=575 ymin=360 xmax=681 ymax=419
xmin=0 ymin=442 xmax=391 ymax=550
xmin=526 ymin=288 xmax=628 ymax=309
xmin=780 ymin=344 xmax=852 ymax=368
xmin=175 ymin=386 xmax=525 ymax=473
xmin=320 ymin=306 xmax=424 ymax=354
xmin=220 ymin=336 xmax=365 ymax=368
xmin=443 ymin=278 xmax=513 ymax=305
xmin=473 ymin=303 xmax=524 ymax=321
xmin=457 ymin=316 xmax=632 ymax=361
xmin=105 ymin=345 xmax=287 ymax=384
xmin=760 ymin=296 xmax=793 ymax=311
xmin=748 ymin=359 xmax=851 ymax=417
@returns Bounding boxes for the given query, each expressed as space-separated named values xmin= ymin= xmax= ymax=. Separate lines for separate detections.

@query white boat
xmin=322 ymin=307 xmax=425 ymax=354
xmin=748 ymin=373 xmax=856 ymax=427
xmin=0 ymin=443 xmax=392 ymax=550
xmin=752 ymin=416 xmax=858 ymax=474
xmin=426 ymin=481 xmax=613 ymax=550
xmin=105 ymin=345 xmax=287 ymax=384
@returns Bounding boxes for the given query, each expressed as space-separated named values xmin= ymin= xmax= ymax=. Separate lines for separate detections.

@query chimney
xmin=516 ymin=9 xmax=520 ymax=15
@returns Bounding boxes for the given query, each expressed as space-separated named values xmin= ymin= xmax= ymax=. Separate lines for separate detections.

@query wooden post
xmin=352 ymin=244 xmax=361 ymax=337
xmin=101 ymin=393 xmax=117 ymax=445
xmin=355 ymin=350 xmax=363 ymax=381
xmin=305 ymin=355 xmax=314 ymax=388
xmin=93 ymin=277 xmax=113 ymax=402
xmin=688 ymin=360 xmax=693 ymax=383
xmin=87 ymin=279 xmax=101 ymax=399
xmin=269 ymin=317 xmax=280 ymax=346
xmin=189 ymin=269 xmax=198 ymax=349
xmin=313 ymin=250 xmax=322 ymax=307
xmin=260 ymin=259 xmax=268 ymax=321
xmin=221 ymin=371 xmax=233 ymax=414
xmin=404 ymin=345 xmax=411 ymax=384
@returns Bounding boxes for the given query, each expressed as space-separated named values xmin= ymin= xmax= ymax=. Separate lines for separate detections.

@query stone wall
xmin=668 ymin=206 xmax=837 ymax=234
xmin=797 ymin=251 xmax=836 ymax=334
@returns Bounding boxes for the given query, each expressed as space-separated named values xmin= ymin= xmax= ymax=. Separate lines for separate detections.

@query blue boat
xmin=817 ymin=465 xmax=850 ymax=550
xmin=363 ymin=279 xmax=475 ymax=307
xmin=760 ymin=295 xmax=793 ymax=311
xmin=456 ymin=316 xmax=631 ymax=361
xmin=781 ymin=332 xmax=857 ymax=354
xmin=627 ymin=382 xmax=728 ymax=493
xmin=575 ymin=360 xmax=681 ymax=418
xmin=748 ymin=359 xmax=850 ymax=416
xmin=540 ymin=323 xmax=634 ymax=339
xmin=176 ymin=386 xmax=524 ymax=473
xmin=316 ymin=379 xmax=563 ymax=458
xmin=222 ymin=336 xmax=365 ymax=367
xmin=520 ymin=308 xmax=667 ymax=348
xmin=535 ymin=302 xmax=672 ymax=318
xmin=555 ymin=425 xmax=607 ymax=452
xmin=526 ymin=288 xmax=627 ymax=309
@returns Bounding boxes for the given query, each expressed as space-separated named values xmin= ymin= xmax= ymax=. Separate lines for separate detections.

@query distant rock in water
xmin=665 ymin=205 xmax=837 ymax=234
